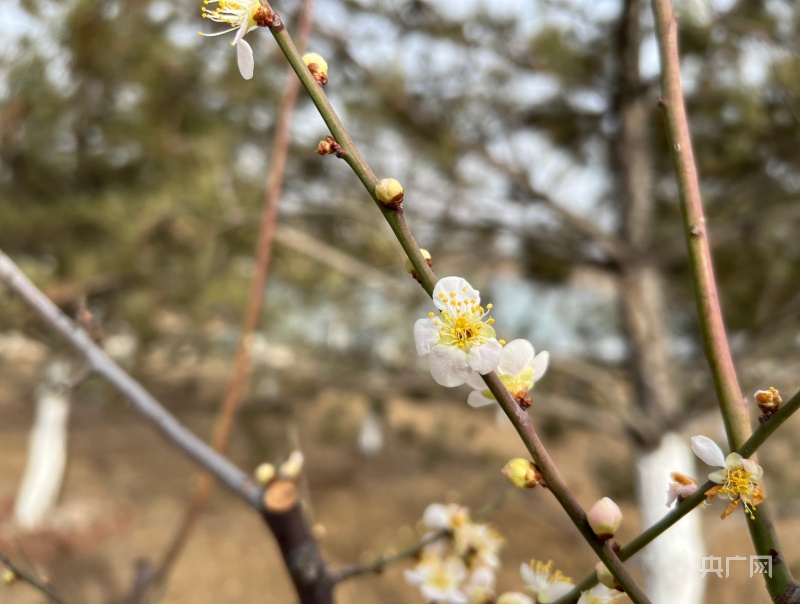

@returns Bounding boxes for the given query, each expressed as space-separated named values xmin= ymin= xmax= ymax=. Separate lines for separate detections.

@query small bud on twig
xmin=2 ymin=568 xmax=17 ymax=585
xmin=501 ymin=458 xmax=544 ymax=489
xmin=754 ymin=387 xmax=781 ymax=423
xmin=279 ymin=450 xmax=304 ymax=480
xmin=303 ymin=52 xmax=329 ymax=86
xmin=595 ymin=562 xmax=621 ymax=591
xmin=375 ymin=178 xmax=404 ymax=209
xmin=405 ymin=249 xmax=432 ymax=285
xmin=587 ymin=497 xmax=622 ymax=540
xmin=254 ymin=462 xmax=276 ymax=486
xmin=316 ymin=135 xmax=344 ymax=158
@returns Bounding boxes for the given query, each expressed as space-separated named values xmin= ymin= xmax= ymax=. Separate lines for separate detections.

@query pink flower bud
xmin=587 ymin=497 xmax=622 ymax=540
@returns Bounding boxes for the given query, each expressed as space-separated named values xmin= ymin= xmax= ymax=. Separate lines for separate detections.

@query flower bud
xmin=279 ymin=450 xmax=304 ymax=480
xmin=303 ymin=52 xmax=328 ymax=85
xmin=755 ymin=387 xmax=781 ymax=421
xmin=254 ymin=462 xmax=276 ymax=486
xmin=501 ymin=458 xmax=543 ymax=489
xmin=316 ymin=135 xmax=344 ymax=158
xmin=595 ymin=562 xmax=620 ymax=590
xmin=405 ymin=249 xmax=432 ymax=275
xmin=587 ymin=497 xmax=622 ymax=540
xmin=2 ymin=568 xmax=17 ymax=585
xmin=375 ymin=178 xmax=404 ymax=208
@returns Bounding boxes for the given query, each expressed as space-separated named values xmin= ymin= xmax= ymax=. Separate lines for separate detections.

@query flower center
xmin=431 ymin=292 xmax=495 ymax=352
xmin=430 ymin=565 xmax=455 ymax=590
xmin=721 ymin=468 xmax=759 ymax=519
xmin=201 ymin=0 xmax=254 ymax=27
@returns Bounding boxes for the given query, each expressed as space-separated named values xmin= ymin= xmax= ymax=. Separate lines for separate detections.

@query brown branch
xmin=0 ymin=251 xmax=334 ymax=604
xmin=0 ymin=552 xmax=65 ymax=604
xmin=649 ymin=1 xmax=795 ymax=599
xmin=139 ymin=0 xmax=320 ymax=598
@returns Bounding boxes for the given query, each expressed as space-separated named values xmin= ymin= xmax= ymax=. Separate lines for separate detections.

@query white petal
xmin=497 ymin=339 xmax=535 ymax=375
xmin=541 ymin=582 xmax=574 ymax=603
xmin=666 ymin=485 xmax=678 ymax=506
xmin=467 ymin=390 xmax=495 ymax=407
xmin=422 ymin=503 xmax=449 ymax=529
xmin=428 ymin=345 xmax=471 ymax=387
xmin=725 ymin=452 xmax=744 ymax=468
xmin=432 ymin=276 xmax=479 ymax=311
xmin=236 ymin=39 xmax=254 ymax=80
xmin=233 ymin=19 xmax=249 ymax=45
xmin=691 ymin=435 xmax=726 ymax=468
xmin=520 ymin=563 xmax=537 ymax=589
xmin=708 ymin=468 xmax=728 ymax=483
xmin=466 ymin=371 xmax=486 ymax=389
xmin=531 ymin=350 xmax=549 ymax=382
xmin=466 ymin=339 xmax=503 ymax=374
xmin=414 ymin=317 xmax=440 ymax=356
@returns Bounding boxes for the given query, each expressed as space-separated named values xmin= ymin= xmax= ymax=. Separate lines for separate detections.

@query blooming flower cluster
xmin=691 ymin=435 xmax=764 ymax=519
xmin=404 ymin=503 xmax=504 ymax=604
xmin=414 ymin=277 xmax=548 ymax=405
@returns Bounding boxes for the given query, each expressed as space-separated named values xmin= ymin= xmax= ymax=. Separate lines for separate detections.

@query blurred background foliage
xmin=2 ymin=0 xmax=800 ymax=601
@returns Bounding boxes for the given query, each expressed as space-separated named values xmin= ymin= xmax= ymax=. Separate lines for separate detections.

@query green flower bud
xmin=375 ymin=178 xmax=404 ymax=208
xmin=501 ymin=458 xmax=543 ymax=489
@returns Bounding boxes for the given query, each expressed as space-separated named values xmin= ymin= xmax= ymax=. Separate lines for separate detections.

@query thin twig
xmin=333 ymin=530 xmax=447 ymax=584
xmin=649 ymin=1 xmax=794 ymax=599
xmin=552 ymin=383 xmax=800 ymax=603
xmin=0 ymin=552 xmax=66 ymax=604
xmin=0 ymin=250 xmax=263 ymax=509
xmin=145 ymin=0 xmax=319 ymax=596
xmin=262 ymin=5 xmax=650 ymax=602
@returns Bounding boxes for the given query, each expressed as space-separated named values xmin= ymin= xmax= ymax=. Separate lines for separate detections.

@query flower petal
xmin=497 ymin=339 xmax=535 ymax=375
xmin=519 ymin=563 xmax=538 ymax=590
xmin=542 ymin=581 xmax=575 ymax=603
xmin=414 ymin=317 xmax=440 ymax=356
xmin=233 ymin=18 xmax=249 ymax=45
xmin=708 ymin=468 xmax=728 ymax=484
xmin=691 ymin=435 xmax=726 ymax=468
xmin=432 ymin=276 xmax=480 ymax=311
xmin=422 ymin=503 xmax=449 ymax=530
xmin=428 ymin=345 xmax=471 ymax=387
xmin=531 ymin=351 xmax=549 ymax=382
xmin=466 ymin=371 xmax=486 ymax=389
xmin=467 ymin=339 xmax=503 ymax=374
xmin=236 ymin=38 xmax=254 ymax=80
xmin=467 ymin=390 xmax=495 ymax=407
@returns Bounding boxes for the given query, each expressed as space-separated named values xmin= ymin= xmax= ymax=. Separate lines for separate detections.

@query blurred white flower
xmin=464 ymin=566 xmax=495 ymax=604
xmin=496 ymin=593 xmax=534 ymax=604
xmin=199 ymin=0 xmax=261 ymax=79
xmin=404 ymin=556 xmax=468 ymax=604
xmin=357 ymin=410 xmax=383 ymax=457
xmin=466 ymin=339 xmax=548 ymax=408
xmin=414 ymin=277 xmax=502 ymax=387
xmin=691 ymin=435 xmax=764 ymax=519
xmin=521 ymin=560 xmax=574 ymax=603
xmin=665 ymin=472 xmax=698 ymax=507
xmin=423 ymin=503 xmax=470 ymax=532
xmin=454 ymin=522 xmax=503 ymax=569
xmin=577 ymin=584 xmax=624 ymax=604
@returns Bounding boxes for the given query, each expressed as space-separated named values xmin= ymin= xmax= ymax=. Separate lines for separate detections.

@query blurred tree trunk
xmin=614 ymin=1 xmax=703 ymax=602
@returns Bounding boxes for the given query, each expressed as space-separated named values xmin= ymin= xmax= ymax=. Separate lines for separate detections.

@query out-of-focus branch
xmin=650 ymin=1 xmax=794 ymax=600
xmin=0 ymin=251 xmax=334 ymax=604
xmin=553 ymin=386 xmax=800 ymax=603
xmin=0 ymin=552 xmax=65 ymax=604
xmin=145 ymin=0 xmax=319 ymax=596
xmin=333 ymin=530 xmax=447 ymax=584
xmin=482 ymin=373 xmax=652 ymax=604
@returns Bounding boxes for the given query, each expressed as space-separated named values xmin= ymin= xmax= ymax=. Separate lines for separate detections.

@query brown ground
xmin=1 ymin=343 xmax=797 ymax=603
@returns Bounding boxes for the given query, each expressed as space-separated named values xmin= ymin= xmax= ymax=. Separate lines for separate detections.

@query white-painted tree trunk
xmin=14 ymin=360 xmax=72 ymax=529
xmin=635 ymin=432 xmax=705 ymax=604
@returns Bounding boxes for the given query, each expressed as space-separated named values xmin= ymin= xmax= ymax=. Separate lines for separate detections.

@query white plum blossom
xmin=577 ymin=584 xmax=624 ymax=604
xmin=464 ymin=566 xmax=495 ymax=604
xmin=666 ymin=472 xmax=698 ymax=507
xmin=454 ymin=522 xmax=503 ymax=570
xmin=691 ymin=435 xmax=764 ymax=519
xmin=466 ymin=339 xmax=548 ymax=408
xmin=423 ymin=503 xmax=470 ymax=532
xmin=404 ymin=556 xmax=469 ymax=604
xmin=414 ymin=277 xmax=503 ymax=387
xmin=199 ymin=0 xmax=262 ymax=79
xmin=496 ymin=593 xmax=534 ymax=604
xmin=521 ymin=560 xmax=574 ymax=603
